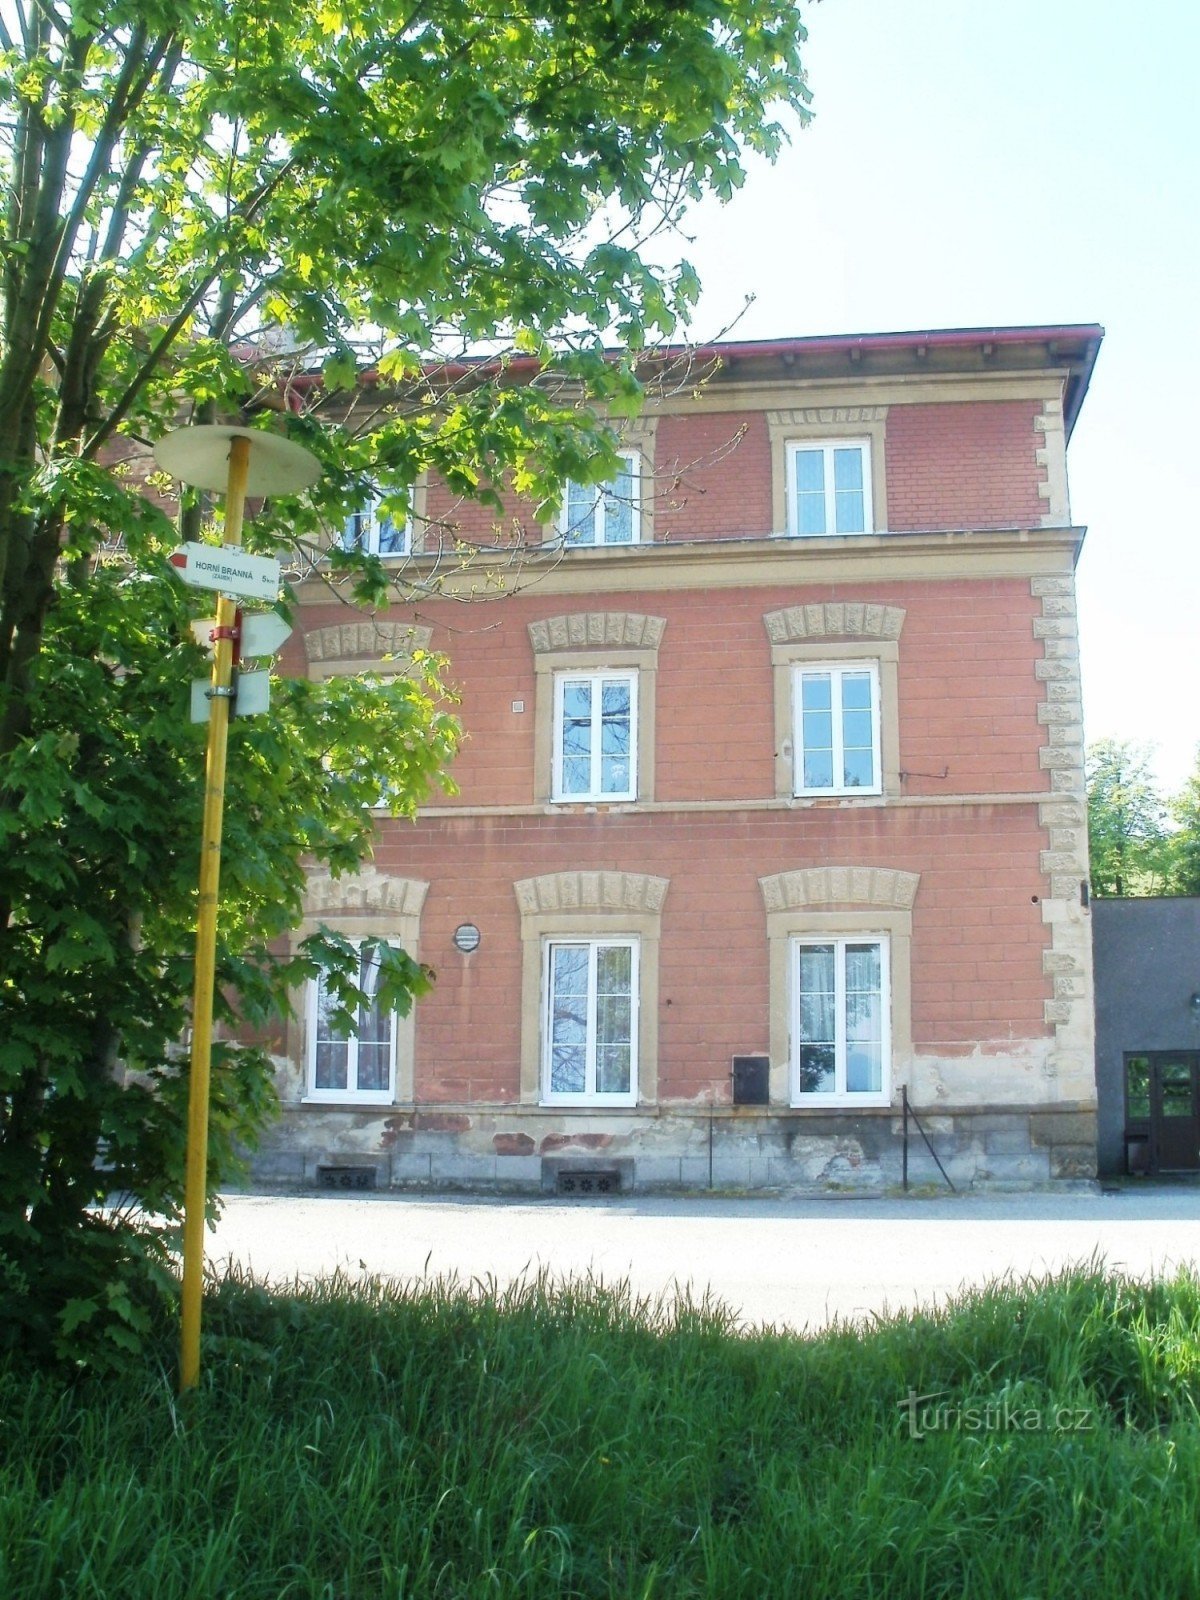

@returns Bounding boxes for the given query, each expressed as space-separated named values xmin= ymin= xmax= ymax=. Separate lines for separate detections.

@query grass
xmin=3 ymin=1262 xmax=1200 ymax=1598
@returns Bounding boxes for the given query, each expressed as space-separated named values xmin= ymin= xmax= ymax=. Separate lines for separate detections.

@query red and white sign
xmin=169 ymin=542 xmax=280 ymax=602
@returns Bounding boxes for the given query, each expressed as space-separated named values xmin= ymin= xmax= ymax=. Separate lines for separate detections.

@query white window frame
xmin=792 ymin=660 xmax=882 ymax=797
xmin=561 ymin=450 xmax=641 ymax=546
xmin=343 ymin=488 xmax=412 ymax=558
xmin=551 ymin=669 xmax=638 ymax=803
xmin=304 ymin=939 xmax=400 ymax=1106
xmin=541 ymin=936 xmax=640 ymax=1107
xmin=790 ymin=934 xmax=891 ymax=1108
xmin=786 ymin=439 xmax=873 ymax=537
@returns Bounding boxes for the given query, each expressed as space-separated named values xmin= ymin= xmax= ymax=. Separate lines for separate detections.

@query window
xmin=1125 ymin=1055 xmax=1151 ymax=1123
xmin=765 ymin=607 xmax=903 ymax=803
xmin=343 ymin=489 xmax=411 ymax=557
xmin=515 ymin=870 xmax=666 ymax=1107
xmin=562 ymin=452 xmax=640 ymax=545
xmin=543 ymin=938 xmax=639 ymax=1106
xmin=530 ymin=612 xmax=664 ymax=807
xmin=792 ymin=935 xmax=890 ymax=1105
xmin=552 ymin=670 xmax=637 ymax=802
xmin=787 ymin=440 xmax=872 ymax=536
xmin=793 ymin=662 xmax=881 ymax=795
xmin=306 ymin=942 xmax=398 ymax=1104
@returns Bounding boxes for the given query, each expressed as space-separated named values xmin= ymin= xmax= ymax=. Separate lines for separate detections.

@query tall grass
xmin=3 ymin=1263 xmax=1200 ymax=1597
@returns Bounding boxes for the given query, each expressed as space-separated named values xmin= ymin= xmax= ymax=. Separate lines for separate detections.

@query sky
xmin=671 ymin=0 xmax=1199 ymax=794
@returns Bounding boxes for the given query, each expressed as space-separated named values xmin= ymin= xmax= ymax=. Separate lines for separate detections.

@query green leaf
xmin=60 ymin=1298 xmax=99 ymax=1335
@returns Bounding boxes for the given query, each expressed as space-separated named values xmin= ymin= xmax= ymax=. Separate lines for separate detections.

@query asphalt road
xmin=210 ymin=1185 xmax=1200 ymax=1332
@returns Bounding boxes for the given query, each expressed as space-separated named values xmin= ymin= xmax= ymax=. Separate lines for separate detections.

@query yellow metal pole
xmin=179 ymin=433 xmax=251 ymax=1393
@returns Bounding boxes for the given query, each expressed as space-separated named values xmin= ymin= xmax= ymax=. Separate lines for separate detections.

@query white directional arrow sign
xmin=239 ymin=612 xmax=292 ymax=658
xmin=189 ymin=611 xmax=292 ymax=659
xmin=170 ymin=542 xmax=280 ymax=602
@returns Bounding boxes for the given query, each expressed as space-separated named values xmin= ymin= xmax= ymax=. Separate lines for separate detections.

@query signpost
xmin=188 ymin=610 xmax=293 ymax=723
xmin=153 ymin=425 xmax=321 ymax=1394
xmin=169 ymin=542 xmax=281 ymax=602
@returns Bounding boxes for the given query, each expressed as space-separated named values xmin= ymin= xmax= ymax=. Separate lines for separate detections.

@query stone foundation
xmin=247 ymin=1104 xmax=1098 ymax=1195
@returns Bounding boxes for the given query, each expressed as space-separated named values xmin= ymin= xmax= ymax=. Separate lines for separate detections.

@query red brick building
xmin=258 ymin=326 xmax=1103 ymax=1192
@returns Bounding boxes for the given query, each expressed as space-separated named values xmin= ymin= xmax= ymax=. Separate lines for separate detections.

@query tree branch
xmin=0 ymin=24 xmax=92 ymax=426
xmin=28 ymin=0 xmax=70 ymax=42
xmin=46 ymin=22 xmax=156 ymax=290
xmin=83 ymin=157 xmax=299 ymax=457
xmin=31 ymin=28 xmax=182 ymax=403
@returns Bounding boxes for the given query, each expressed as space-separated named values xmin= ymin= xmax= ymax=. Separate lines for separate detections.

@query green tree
xmin=1086 ymin=739 xmax=1171 ymax=897
xmin=1167 ymin=746 xmax=1200 ymax=894
xmin=0 ymin=2 xmax=810 ymax=1360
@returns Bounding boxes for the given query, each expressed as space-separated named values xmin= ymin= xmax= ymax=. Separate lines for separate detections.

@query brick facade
xmin=256 ymin=327 xmax=1102 ymax=1193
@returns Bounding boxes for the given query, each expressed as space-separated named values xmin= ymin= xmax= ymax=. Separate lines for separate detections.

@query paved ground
xmin=210 ymin=1185 xmax=1200 ymax=1332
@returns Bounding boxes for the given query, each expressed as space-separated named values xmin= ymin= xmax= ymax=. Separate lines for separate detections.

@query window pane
xmin=833 ymin=449 xmax=866 ymax=533
xmin=376 ymin=511 xmax=406 ymax=555
xmin=845 ymin=942 xmax=881 ymax=998
xmin=559 ymin=680 xmax=592 ymax=795
xmin=803 ymin=750 xmax=835 ymax=789
xmin=1160 ymin=1060 xmax=1194 ymax=1119
xmin=796 ymin=492 xmax=826 ymax=536
xmin=355 ymin=952 xmax=393 ymax=1093
xmin=356 ymin=1041 xmax=390 ymax=1092
xmin=842 ymin=709 xmax=874 ymax=751
xmin=601 ymin=460 xmax=634 ymax=544
xmin=794 ymin=449 xmax=825 ymax=492
xmin=845 ymin=944 xmax=883 ymax=1093
xmin=846 ymin=1041 xmax=882 ymax=1094
xmin=561 ymin=712 xmax=592 ymax=756
xmin=551 ymin=944 xmax=589 ymax=998
xmin=833 ymin=448 xmax=863 ymax=492
xmin=841 ymin=671 xmax=872 ymax=710
xmin=342 ymin=511 xmax=368 ymax=551
xmin=560 ymin=756 xmax=590 ymax=795
xmin=802 ymin=671 xmax=835 ymax=788
xmin=549 ymin=945 xmax=590 ymax=1089
xmin=314 ymin=1039 xmax=349 ymax=1091
xmin=596 ymin=945 xmax=633 ymax=1098
xmin=845 ymin=988 xmax=881 ymax=1043
xmin=801 ymin=674 xmax=832 ymax=711
xmin=794 ymin=450 xmax=827 ymax=536
xmin=315 ymin=971 xmax=349 ymax=1043
xmin=596 ymin=1045 xmax=631 ymax=1095
xmin=600 ymin=687 xmax=630 ymax=749
xmin=798 ymin=1044 xmax=836 ymax=1095
xmin=799 ymin=989 xmax=834 ymax=1042
xmin=601 ymin=756 xmax=630 ymax=795
xmin=1126 ymin=1055 xmax=1150 ymax=1121
xmin=803 ymin=709 xmax=834 ymax=746
xmin=597 ymin=993 xmax=632 ymax=1045
xmin=600 ymin=680 xmax=630 ymax=726
xmin=834 ymin=492 xmax=865 ymax=535
xmin=797 ymin=945 xmax=835 ymax=1027
xmin=562 ymin=680 xmax=592 ymax=722
xmin=600 ymin=680 xmax=632 ymax=795
xmin=565 ymin=480 xmax=598 ymax=545
xmin=551 ymin=1045 xmax=586 ymax=1094
xmin=798 ymin=958 xmax=836 ymax=1005
xmin=597 ymin=942 xmax=633 ymax=997
xmin=842 ymin=750 xmax=875 ymax=789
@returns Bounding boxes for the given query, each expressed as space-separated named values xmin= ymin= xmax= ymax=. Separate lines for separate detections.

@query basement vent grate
xmin=317 ymin=1165 xmax=377 ymax=1191
xmin=556 ymin=1168 xmax=621 ymax=1197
